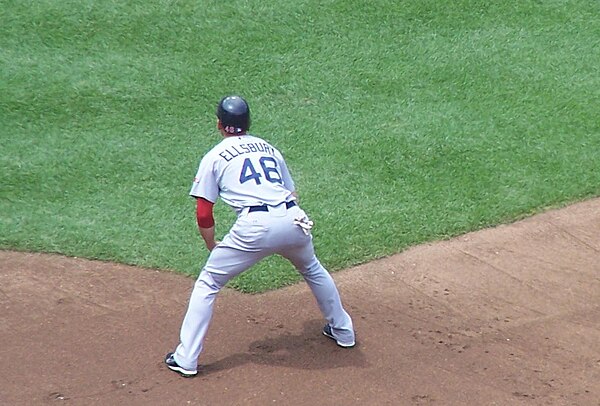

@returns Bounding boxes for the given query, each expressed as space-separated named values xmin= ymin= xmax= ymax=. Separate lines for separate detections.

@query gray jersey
xmin=190 ymin=135 xmax=295 ymax=211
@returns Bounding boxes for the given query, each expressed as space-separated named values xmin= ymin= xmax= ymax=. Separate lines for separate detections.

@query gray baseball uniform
xmin=171 ymin=134 xmax=355 ymax=371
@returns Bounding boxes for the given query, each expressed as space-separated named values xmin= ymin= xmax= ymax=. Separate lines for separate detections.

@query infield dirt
xmin=1 ymin=198 xmax=599 ymax=405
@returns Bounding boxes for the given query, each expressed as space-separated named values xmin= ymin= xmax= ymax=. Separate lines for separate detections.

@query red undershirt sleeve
xmin=196 ymin=197 xmax=215 ymax=228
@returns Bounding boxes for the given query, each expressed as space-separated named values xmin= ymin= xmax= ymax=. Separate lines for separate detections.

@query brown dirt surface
xmin=1 ymin=198 xmax=599 ymax=406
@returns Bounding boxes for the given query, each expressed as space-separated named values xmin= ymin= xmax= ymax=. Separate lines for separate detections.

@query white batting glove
xmin=293 ymin=216 xmax=314 ymax=235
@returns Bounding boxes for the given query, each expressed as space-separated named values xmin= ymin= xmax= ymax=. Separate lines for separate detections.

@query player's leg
xmin=280 ymin=238 xmax=355 ymax=347
xmin=172 ymin=213 xmax=272 ymax=370
xmin=173 ymin=243 xmax=266 ymax=371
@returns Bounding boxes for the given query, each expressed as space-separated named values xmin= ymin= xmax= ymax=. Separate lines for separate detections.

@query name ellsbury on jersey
xmin=218 ymin=142 xmax=276 ymax=162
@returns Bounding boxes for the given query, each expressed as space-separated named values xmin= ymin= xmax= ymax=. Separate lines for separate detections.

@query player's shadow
xmin=199 ymin=319 xmax=367 ymax=375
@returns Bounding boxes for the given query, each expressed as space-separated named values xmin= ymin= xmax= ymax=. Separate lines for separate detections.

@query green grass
xmin=2 ymin=0 xmax=599 ymax=293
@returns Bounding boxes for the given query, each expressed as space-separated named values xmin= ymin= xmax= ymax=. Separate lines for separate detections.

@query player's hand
xmin=293 ymin=216 xmax=314 ymax=235
xmin=206 ymin=240 xmax=220 ymax=251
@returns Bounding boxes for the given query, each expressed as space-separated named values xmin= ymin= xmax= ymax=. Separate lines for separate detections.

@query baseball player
xmin=165 ymin=95 xmax=355 ymax=377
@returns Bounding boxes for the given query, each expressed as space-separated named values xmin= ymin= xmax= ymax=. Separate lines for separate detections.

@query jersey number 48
xmin=239 ymin=157 xmax=282 ymax=185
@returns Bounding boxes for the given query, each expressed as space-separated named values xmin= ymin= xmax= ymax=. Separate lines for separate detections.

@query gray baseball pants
xmin=173 ymin=203 xmax=354 ymax=370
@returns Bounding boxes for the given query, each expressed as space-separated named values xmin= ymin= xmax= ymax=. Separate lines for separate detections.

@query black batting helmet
xmin=216 ymin=95 xmax=250 ymax=134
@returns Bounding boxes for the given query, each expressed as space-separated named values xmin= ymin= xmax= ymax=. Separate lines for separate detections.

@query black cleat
xmin=164 ymin=352 xmax=197 ymax=377
xmin=322 ymin=324 xmax=355 ymax=348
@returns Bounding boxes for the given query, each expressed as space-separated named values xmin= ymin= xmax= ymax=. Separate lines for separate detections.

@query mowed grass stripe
xmin=1 ymin=0 xmax=599 ymax=292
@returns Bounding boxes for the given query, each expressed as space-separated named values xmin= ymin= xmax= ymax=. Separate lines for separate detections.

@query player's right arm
xmin=276 ymin=150 xmax=295 ymax=193
xmin=271 ymin=147 xmax=298 ymax=201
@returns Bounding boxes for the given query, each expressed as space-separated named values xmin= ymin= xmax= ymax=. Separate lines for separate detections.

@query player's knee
xmin=299 ymin=258 xmax=324 ymax=277
xmin=196 ymin=270 xmax=225 ymax=293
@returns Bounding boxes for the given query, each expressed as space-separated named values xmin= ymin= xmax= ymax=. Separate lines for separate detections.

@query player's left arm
xmin=196 ymin=197 xmax=218 ymax=251
xmin=190 ymin=153 xmax=221 ymax=251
